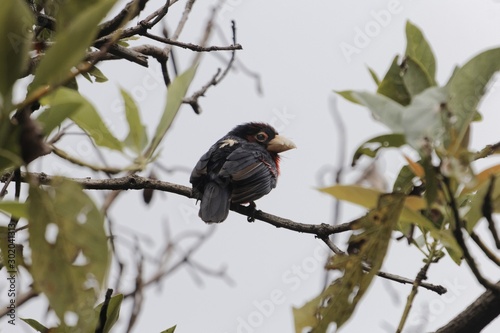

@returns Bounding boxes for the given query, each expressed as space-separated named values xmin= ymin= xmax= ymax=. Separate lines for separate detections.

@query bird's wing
xmin=219 ymin=143 xmax=278 ymax=203
xmin=189 ymin=136 xmax=242 ymax=196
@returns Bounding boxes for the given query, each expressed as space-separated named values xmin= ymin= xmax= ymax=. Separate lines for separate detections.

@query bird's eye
xmin=255 ymin=132 xmax=268 ymax=142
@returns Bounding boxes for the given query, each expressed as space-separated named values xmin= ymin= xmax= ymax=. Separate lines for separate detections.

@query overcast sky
xmin=4 ymin=0 xmax=500 ymax=332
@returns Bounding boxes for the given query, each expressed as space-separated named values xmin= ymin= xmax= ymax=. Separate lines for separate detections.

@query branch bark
xmin=2 ymin=172 xmax=352 ymax=237
xmin=435 ymin=281 xmax=500 ymax=333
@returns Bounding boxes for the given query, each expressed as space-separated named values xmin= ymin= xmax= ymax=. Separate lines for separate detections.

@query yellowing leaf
xmin=403 ymin=154 xmax=424 ymax=178
xmin=28 ymin=179 xmax=109 ymax=330
xmin=161 ymin=325 xmax=177 ymax=333
xmin=0 ymin=201 xmax=28 ymax=219
xmin=294 ymin=194 xmax=405 ymax=332
xmin=334 ymin=90 xmax=361 ymax=105
xmin=318 ymin=185 xmax=434 ymax=231
xmin=461 ymin=164 xmax=500 ymax=194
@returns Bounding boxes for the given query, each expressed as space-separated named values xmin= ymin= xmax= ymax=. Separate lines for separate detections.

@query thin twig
xmin=473 ymin=141 xmax=500 ymax=160
xmin=51 ymin=146 xmax=123 ymax=174
xmin=140 ymin=0 xmax=171 ymax=28
xmin=321 ymin=237 xmax=446 ymax=294
xmin=123 ymin=228 xmax=216 ymax=299
xmin=482 ymin=176 xmax=500 ymax=249
xmin=396 ymin=240 xmax=438 ymax=333
xmin=163 ymin=0 xmax=196 ymax=57
xmin=0 ymin=171 xmax=15 ymax=198
xmin=182 ymin=20 xmax=239 ymax=114
xmin=470 ymin=231 xmax=500 ymax=266
xmin=443 ymin=176 xmax=500 ymax=293
xmin=142 ymin=31 xmax=242 ymax=52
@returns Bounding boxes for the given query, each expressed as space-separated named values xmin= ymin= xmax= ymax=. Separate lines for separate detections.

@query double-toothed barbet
xmin=190 ymin=122 xmax=296 ymax=223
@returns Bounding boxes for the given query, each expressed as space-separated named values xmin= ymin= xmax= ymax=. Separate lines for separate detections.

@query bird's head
xmin=228 ymin=122 xmax=296 ymax=153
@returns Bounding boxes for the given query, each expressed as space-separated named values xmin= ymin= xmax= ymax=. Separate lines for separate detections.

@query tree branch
xmin=321 ymin=236 xmax=446 ymax=295
xmin=435 ymin=280 xmax=500 ymax=333
xmin=97 ymin=0 xmax=149 ymax=38
xmin=2 ymin=172 xmax=353 ymax=237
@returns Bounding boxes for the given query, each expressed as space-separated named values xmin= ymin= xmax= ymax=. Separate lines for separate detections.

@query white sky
xmin=3 ymin=0 xmax=500 ymax=332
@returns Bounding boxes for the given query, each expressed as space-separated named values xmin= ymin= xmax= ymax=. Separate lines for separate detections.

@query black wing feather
xmin=219 ymin=142 xmax=277 ymax=203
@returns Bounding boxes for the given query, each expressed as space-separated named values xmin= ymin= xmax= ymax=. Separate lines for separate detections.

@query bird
xmin=190 ymin=122 xmax=296 ymax=223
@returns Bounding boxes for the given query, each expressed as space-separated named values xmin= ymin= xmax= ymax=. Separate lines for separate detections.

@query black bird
xmin=190 ymin=122 xmax=296 ymax=223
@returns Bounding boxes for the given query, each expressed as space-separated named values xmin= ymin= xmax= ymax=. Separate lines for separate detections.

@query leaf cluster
xmin=0 ymin=0 xmax=201 ymax=332
xmin=295 ymin=21 xmax=500 ymax=332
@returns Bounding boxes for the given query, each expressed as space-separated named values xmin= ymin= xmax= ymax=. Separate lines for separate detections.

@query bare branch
xmin=320 ymin=237 xmax=446 ymax=295
xmin=98 ymin=0 xmax=149 ymax=38
xmin=142 ymin=31 xmax=242 ymax=52
xmin=2 ymin=172 xmax=354 ymax=237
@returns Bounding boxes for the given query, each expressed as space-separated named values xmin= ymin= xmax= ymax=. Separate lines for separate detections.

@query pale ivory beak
xmin=267 ymin=135 xmax=297 ymax=153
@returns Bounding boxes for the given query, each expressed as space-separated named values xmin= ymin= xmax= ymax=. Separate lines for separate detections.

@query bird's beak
xmin=267 ymin=135 xmax=297 ymax=153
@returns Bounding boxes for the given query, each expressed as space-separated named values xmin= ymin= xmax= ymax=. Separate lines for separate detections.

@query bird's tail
xmin=199 ymin=181 xmax=231 ymax=223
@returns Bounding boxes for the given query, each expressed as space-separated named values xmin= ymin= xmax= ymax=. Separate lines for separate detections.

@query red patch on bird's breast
xmin=260 ymin=154 xmax=280 ymax=177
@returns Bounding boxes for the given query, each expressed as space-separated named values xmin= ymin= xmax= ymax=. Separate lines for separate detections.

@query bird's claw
xmin=247 ymin=202 xmax=259 ymax=222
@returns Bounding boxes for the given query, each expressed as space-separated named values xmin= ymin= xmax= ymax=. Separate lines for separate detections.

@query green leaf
xmin=447 ymin=48 xmax=500 ymax=152
xmin=41 ymin=87 xmax=123 ymax=151
xmin=405 ymin=20 xmax=436 ymax=80
xmin=377 ymin=56 xmax=410 ymax=106
xmin=0 ymin=226 xmax=26 ymax=272
xmin=28 ymin=179 xmax=109 ymax=330
xmin=352 ymin=91 xmax=405 ymax=132
xmin=401 ymin=56 xmax=435 ymax=97
xmin=401 ymin=86 xmax=449 ymax=151
xmin=367 ymin=66 xmax=380 ymax=86
xmin=0 ymin=0 xmax=33 ymax=109
xmin=438 ymin=229 xmax=463 ymax=265
xmin=30 ymin=0 xmax=118 ymax=91
xmin=145 ymin=65 xmax=198 ymax=159
xmin=121 ymin=89 xmax=147 ymax=154
xmin=0 ymin=201 xmax=28 ymax=219
xmin=422 ymin=156 xmax=438 ymax=209
xmin=464 ymin=175 xmax=500 ymax=232
xmin=352 ymin=134 xmax=406 ymax=166
xmin=20 ymin=318 xmax=49 ymax=332
xmin=0 ymin=122 xmax=22 ymax=171
xmin=88 ymin=65 xmax=109 ymax=83
xmin=160 ymin=325 xmax=177 ymax=333
xmin=93 ymin=294 xmax=124 ymax=333
xmin=335 ymin=90 xmax=361 ymax=105
xmin=393 ymin=165 xmax=417 ymax=194
xmin=36 ymin=104 xmax=78 ymax=137
xmin=294 ymin=194 xmax=405 ymax=332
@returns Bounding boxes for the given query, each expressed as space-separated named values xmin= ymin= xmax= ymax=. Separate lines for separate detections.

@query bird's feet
xmin=247 ymin=201 xmax=260 ymax=222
